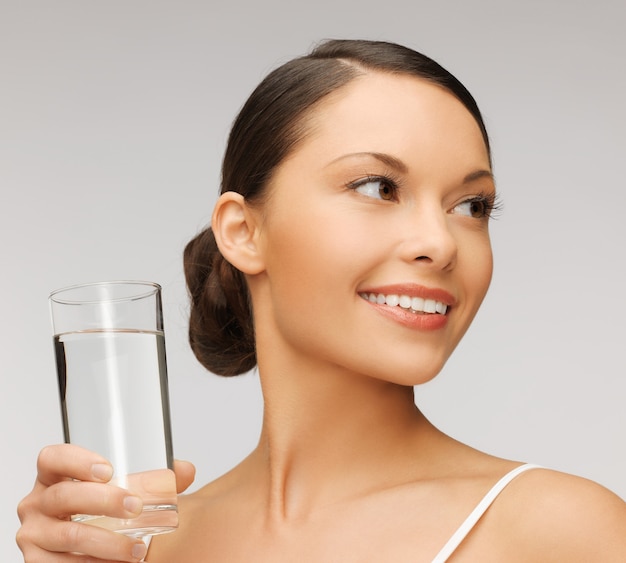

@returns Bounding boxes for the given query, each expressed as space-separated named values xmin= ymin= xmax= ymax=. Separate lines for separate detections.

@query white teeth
xmin=386 ymin=294 xmax=399 ymax=307
xmin=360 ymin=292 xmax=449 ymax=315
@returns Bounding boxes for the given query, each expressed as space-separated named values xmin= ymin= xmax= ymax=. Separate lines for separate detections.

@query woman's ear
xmin=211 ymin=192 xmax=265 ymax=275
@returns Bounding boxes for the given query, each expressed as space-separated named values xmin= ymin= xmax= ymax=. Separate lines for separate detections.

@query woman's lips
xmin=359 ymin=292 xmax=449 ymax=314
xmin=357 ymin=284 xmax=455 ymax=330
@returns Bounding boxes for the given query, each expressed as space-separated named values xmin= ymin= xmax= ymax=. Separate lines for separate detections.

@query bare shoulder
xmin=147 ymin=471 xmax=243 ymax=561
xmin=176 ymin=467 xmax=242 ymax=521
xmin=493 ymin=467 xmax=626 ymax=561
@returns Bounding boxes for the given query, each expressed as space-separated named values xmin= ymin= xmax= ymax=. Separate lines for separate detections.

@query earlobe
xmin=211 ymin=192 xmax=265 ymax=275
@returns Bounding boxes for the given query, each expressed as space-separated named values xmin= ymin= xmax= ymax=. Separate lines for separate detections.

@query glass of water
xmin=49 ymin=281 xmax=177 ymax=539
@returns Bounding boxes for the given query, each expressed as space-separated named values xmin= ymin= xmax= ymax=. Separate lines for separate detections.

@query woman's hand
xmin=16 ymin=444 xmax=195 ymax=562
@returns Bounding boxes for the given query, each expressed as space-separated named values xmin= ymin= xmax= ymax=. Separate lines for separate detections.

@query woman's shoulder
xmin=490 ymin=465 xmax=626 ymax=561
xmin=178 ymin=464 xmax=245 ymax=515
xmin=148 ymin=468 xmax=251 ymax=561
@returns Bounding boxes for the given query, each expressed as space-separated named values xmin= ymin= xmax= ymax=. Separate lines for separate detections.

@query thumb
xmin=173 ymin=459 xmax=196 ymax=493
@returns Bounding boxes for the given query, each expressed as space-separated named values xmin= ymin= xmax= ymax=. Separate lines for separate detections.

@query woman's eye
xmin=351 ymin=177 xmax=397 ymax=201
xmin=453 ymin=194 xmax=500 ymax=219
xmin=455 ymin=199 xmax=487 ymax=218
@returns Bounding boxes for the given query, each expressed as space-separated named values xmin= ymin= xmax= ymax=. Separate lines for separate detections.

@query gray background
xmin=2 ymin=0 xmax=624 ymax=559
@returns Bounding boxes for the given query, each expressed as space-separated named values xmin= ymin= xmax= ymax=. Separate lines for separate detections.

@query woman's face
xmin=250 ymin=71 xmax=495 ymax=386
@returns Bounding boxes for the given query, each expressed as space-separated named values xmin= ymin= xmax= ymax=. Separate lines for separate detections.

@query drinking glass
xmin=49 ymin=281 xmax=177 ymax=539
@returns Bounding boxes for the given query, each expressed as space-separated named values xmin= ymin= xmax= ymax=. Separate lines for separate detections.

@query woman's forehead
xmin=288 ymin=72 xmax=490 ymax=170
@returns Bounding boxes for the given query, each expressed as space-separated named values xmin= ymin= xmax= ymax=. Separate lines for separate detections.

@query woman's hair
xmin=184 ymin=39 xmax=491 ymax=377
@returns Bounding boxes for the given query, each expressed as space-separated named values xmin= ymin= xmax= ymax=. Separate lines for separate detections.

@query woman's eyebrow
xmin=326 ymin=152 xmax=409 ymax=173
xmin=463 ymin=169 xmax=494 ymax=184
xmin=327 ymin=153 xmax=493 ymax=186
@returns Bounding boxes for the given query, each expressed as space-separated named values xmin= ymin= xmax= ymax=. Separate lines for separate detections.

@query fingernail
xmin=124 ymin=495 xmax=143 ymax=515
xmin=132 ymin=541 xmax=147 ymax=560
xmin=91 ymin=463 xmax=113 ymax=481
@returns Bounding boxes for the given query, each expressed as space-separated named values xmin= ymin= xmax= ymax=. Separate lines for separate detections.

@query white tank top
xmin=431 ymin=463 xmax=541 ymax=562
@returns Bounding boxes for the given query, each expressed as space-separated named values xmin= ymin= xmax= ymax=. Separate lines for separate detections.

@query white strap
xmin=141 ymin=535 xmax=152 ymax=562
xmin=431 ymin=463 xmax=542 ymax=563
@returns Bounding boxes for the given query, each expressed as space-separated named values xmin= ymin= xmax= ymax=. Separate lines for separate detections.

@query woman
xmin=17 ymin=39 xmax=626 ymax=562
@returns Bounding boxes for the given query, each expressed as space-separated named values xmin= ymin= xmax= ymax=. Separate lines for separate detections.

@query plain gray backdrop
xmin=2 ymin=0 xmax=624 ymax=559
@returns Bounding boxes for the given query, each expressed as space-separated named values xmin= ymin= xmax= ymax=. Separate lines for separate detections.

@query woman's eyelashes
xmin=452 ymin=192 xmax=502 ymax=219
xmin=347 ymin=175 xmax=399 ymax=201
xmin=346 ymin=176 xmax=502 ymax=220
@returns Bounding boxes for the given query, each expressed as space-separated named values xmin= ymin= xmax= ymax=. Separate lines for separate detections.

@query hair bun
xmin=184 ymin=227 xmax=256 ymax=376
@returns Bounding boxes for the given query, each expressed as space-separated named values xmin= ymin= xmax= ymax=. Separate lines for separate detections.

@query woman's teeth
xmin=359 ymin=292 xmax=448 ymax=315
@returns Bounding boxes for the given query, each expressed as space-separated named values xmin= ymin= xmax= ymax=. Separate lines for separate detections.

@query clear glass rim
xmin=49 ymin=280 xmax=161 ymax=305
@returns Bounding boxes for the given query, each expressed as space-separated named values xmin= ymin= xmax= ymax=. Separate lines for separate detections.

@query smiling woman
xmin=225 ymin=72 xmax=495 ymax=390
xmin=16 ymin=39 xmax=626 ymax=563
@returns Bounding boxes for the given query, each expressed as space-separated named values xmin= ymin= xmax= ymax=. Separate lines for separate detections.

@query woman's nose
xmin=398 ymin=206 xmax=458 ymax=272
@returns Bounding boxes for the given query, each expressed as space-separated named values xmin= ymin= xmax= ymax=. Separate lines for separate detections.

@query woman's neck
xmin=248 ymin=349 xmax=442 ymax=525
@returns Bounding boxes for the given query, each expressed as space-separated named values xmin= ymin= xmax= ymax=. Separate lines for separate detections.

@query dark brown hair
xmin=184 ymin=39 xmax=491 ymax=376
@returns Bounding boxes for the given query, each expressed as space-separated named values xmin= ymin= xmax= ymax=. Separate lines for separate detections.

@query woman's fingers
xmin=17 ymin=516 xmax=147 ymax=562
xmin=17 ymin=480 xmax=146 ymax=562
xmin=17 ymin=444 xmax=148 ymax=562
xmin=173 ymin=459 xmax=196 ymax=493
xmin=37 ymin=444 xmax=196 ymax=494
xmin=38 ymin=480 xmax=143 ymax=519
xmin=36 ymin=443 xmax=112 ymax=486
xmin=17 ymin=446 xmax=195 ymax=561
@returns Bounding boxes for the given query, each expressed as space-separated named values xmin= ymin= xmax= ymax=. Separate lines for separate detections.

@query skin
xmin=17 ymin=71 xmax=626 ymax=562
xmin=16 ymin=446 xmax=195 ymax=561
